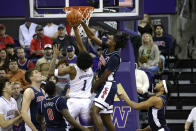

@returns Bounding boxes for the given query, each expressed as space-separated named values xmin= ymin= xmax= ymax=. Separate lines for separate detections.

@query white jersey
xmin=187 ymin=107 xmax=196 ymax=131
xmin=69 ymin=65 xmax=94 ymax=98
xmin=0 ymin=97 xmax=18 ymax=131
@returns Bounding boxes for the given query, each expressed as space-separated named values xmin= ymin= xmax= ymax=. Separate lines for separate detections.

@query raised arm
xmin=81 ymin=22 xmax=102 ymax=46
xmin=119 ymin=94 xmax=161 ymax=110
xmin=21 ymin=88 xmax=38 ymax=131
xmin=73 ymin=26 xmax=87 ymax=53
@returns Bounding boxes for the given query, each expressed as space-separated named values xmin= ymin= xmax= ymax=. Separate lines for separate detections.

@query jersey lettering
xmin=101 ymin=87 xmax=109 ymax=98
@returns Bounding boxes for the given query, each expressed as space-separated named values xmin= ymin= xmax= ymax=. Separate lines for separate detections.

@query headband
xmin=163 ymin=80 xmax=168 ymax=94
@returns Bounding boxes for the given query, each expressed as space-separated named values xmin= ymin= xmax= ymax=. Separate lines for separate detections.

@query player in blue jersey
xmin=119 ymin=80 xmax=172 ymax=131
xmin=21 ymin=69 xmax=45 ymax=131
xmin=36 ymin=81 xmax=89 ymax=131
xmin=81 ymin=22 xmax=129 ymax=131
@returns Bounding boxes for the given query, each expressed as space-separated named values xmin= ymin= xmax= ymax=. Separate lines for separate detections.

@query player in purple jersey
xmin=81 ymin=21 xmax=129 ymax=131
xmin=37 ymin=81 xmax=89 ymax=131
xmin=119 ymin=80 xmax=172 ymax=131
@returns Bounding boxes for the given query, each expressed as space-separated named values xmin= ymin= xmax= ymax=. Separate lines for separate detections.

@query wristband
xmin=54 ymin=69 xmax=59 ymax=76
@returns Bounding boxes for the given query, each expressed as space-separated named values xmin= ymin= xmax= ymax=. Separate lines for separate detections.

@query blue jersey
xmin=148 ymin=95 xmax=169 ymax=131
xmin=38 ymin=96 xmax=68 ymax=129
xmin=28 ymin=87 xmax=45 ymax=131
xmin=98 ymin=48 xmax=120 ymax=81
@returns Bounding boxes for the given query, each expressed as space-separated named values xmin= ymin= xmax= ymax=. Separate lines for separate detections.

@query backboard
xmin=26 ymin=0 xmax=143 ymax=21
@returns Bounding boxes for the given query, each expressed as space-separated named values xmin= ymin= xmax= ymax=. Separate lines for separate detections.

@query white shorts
xmin=67 ymin=98 xmax=93 ymax=127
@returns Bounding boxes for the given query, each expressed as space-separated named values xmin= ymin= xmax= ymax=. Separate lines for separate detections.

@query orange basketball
xmin=66 ymin=9 xmax=82 ymax=26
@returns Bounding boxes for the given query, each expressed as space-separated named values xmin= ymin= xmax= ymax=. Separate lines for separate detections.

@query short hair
xmin=25 ymin=68 xmax=36 ymax=83
xmin=76 ymin=52 xmax=93 ymax=70
xmin=57 ymin=58 xmax=69 ymax=67
xmin=13 ymin=81 xmax=21 ymax=86
xmin=0 ymin=77 xmax=9 ymax=96
xmin=0 ymin=67 xmax=6 ymax=72
xmin=114 ymin=31 xmax=129 ymax=50
xmin=16 ymin=47 xmax=25 ymax=53
xmin=8 ymin=59 xmax=17 ymax=65
xmin=44 ymin=81 xmax=56 ymax=96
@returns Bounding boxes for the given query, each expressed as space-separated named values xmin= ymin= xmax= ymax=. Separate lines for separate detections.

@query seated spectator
xmin=153 ymin=24 xmax=171 ymax=72
xmin=19 ymin=20 xmax=37 ymax=48
xmin=16 ymin=47 xmax=34 ymax=71
xmin=19 ymin=20 xmax=37 ymax=57
xmin=0 ymin=49 xmax=9 ymax=70
xmin=36 ymin=44 xmax=58 ymax=77
xmin=0 ymin=77 xmax=22 ymax=130
xmin=44 ymin=22 xmax=58 ymax=38
xmin=138 ymin=14 xmax=153 ymax=36
xmin=0 ymin=67 xmax=6 ymax=78
xmin=7 ymin=59 xmax=30 ymax=90
xmin=138 ymin=33 xmax=159 ymax=74
xmin=30 ymin=25 xmax=53 ymax=58
xmin=0 ymin=24 xmax=14 ymax=49
xmin=53 ymin=24 xmax=78 ymax=56
xmin=65 ymin=45 xmax=77 ymax=64
xmin=6 ymin=43 xmax=17 ymax=60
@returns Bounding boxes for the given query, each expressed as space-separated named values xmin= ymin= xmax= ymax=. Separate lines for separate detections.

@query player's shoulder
xmin=191 ymin=107 xmax=196 ymax=112
xmin=23 ymin=87 xmax=34 ymax=96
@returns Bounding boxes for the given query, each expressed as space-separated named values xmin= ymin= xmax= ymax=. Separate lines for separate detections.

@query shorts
xmin=67 ymin=98 xmax=93 ymax=127
xmin=94 ymin=81 xmax=117 ymax=114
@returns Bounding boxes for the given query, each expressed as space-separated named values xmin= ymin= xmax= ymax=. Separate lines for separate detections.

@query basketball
xmin=66 ymin=9 xmax=82 ymax=26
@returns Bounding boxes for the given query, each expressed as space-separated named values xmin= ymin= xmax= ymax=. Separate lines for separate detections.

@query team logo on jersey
xmin=37 ymin=96 xmax=45 ymax=102
xmin=101 ymin=87 xmax=109 ymax=99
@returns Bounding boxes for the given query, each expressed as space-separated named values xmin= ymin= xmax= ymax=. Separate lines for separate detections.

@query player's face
xmin=4 ymin=81 xmax=13 ymax=95
xmin=31 ymin=70 xmax=42 ymax=83
xmin=154 ymin=81 xmax=164 ymax=93
xmin=106 ymin=35 xmax=116 ymax=48
xmin=155 ymin=26 xmax=163 ymax=36
xmin=9 ymin=61 xmax=18 ymax=72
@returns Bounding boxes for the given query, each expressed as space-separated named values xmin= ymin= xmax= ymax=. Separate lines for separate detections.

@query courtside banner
xmin=113 ymin=40 xmax=139 ymax=130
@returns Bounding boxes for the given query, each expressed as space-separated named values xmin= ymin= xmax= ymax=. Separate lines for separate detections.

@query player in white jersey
xmin=0 ymin=77 xmax=22 ymax=131
xmin=49 ymin=27 xmax=94 ymax=130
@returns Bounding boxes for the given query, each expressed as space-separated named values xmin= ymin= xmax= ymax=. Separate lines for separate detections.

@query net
xmin=64 ymin=6 xmax=94 ymax=37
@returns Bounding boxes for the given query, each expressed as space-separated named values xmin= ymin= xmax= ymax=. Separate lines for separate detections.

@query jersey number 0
xmin=47 ymin=108 xmax=54 ymax=120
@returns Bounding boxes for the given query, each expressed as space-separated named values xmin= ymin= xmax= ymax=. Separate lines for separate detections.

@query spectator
xmin=16 ymin=47 xmax=34 ymax=71
xmin=30 ymin=25 xmax=53 ymax=58
xmin=0 ymin=24 xmax=14 ymax=49
xmin=153 ymin=24 xmax=170 ymax=72
xmin=53 ymin=24 xmax=78 ymax=56
xmin=138 ymin=14 xmax=153 ymax=36
xmin=19 ymin=20 xmax=37 ymax=50
xmin=138 ymin=33 xmax=159 ymax=74
xmin=0 ymin=49 xmax=9 ymax=70
xmin=0 ymin=77 xmax=22 ymax=130
xmin=6 ymin=43 xmax=17 ymax=60
xmin=0 ymin=67 xmax=6 ymax=78
xmin=185 ymin=107 xmax=196 ymax=131
xmin=36 ymin=44 xmax=58 ymax=77
xmin=43 ymin=22 xmax=58 ymax=38
xmin=65 ymin=45 xmax=77 ymax=64
xmin=12 ymin=81 xmax=23 ymax=111
xmin=7 ymin=59 xmax=30 ymax=90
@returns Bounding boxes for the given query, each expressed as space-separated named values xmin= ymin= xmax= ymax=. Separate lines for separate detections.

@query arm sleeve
xmin=19 ymin=27 xmax=25 ymax=47
xmin=106 ymin=55 xmax=120 ymax=72
xmin=57 ymin=97 xmax=68 ymax=111
xmin=187 ymin=108 xmax=196 ymax=122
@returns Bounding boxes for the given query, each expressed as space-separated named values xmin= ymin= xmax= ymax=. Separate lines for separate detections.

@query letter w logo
xmin=113 ymin=106 xmax=131 ymax=128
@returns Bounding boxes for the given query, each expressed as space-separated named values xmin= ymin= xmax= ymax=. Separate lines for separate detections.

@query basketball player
xmin=51 ymin=26 xmax=94 ymax=130
xmin=37 ymin=81 xmax=89 ymax=131
xmin=0 ymin=77 xmax=22 ymax=130
xmin=80 ymin=21 xmax=129 ymax=131
xmin=119 ymin=80 xmax=171 ymax=131
xmin=21 ymin=69 xmax=45 ymax=131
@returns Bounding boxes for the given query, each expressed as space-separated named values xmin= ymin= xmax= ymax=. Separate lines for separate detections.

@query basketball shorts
xmin=94 ymin=81 xmax=117 ymax=114
xmin=67 ymin=98 xmax=93 ymax=127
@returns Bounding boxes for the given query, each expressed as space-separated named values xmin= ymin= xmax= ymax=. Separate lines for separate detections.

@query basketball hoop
xmin=64 ymin=6 xmax=94 ymax=37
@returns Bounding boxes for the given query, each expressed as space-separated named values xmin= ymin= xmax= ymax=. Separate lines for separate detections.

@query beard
xmin=153 ymin=88 xmax=159 ymax=93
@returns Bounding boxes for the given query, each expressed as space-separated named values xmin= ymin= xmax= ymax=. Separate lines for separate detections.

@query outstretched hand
xmin=53 ymin=44 xmax=62 ymax=57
